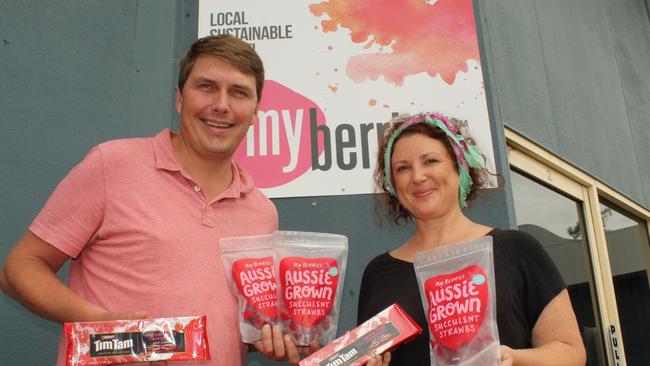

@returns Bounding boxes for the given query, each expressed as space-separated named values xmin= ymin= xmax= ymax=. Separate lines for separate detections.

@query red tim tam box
xmin=299 ymin=304 xmax=421 ymax=366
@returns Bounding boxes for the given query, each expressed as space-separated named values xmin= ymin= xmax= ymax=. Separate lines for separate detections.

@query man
xmin=0 ymin=35 xmax=308 ymax=365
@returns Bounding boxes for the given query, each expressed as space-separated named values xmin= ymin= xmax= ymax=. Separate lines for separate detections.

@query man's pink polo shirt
xmin=30 ymin=129 xmax=278 ymax=366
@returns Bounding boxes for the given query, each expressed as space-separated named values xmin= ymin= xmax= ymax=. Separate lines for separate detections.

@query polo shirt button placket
xmin=191 ymin=184 xmax=212 ymax=227
xmin=201 ymin=202 xmax=216 ymax=228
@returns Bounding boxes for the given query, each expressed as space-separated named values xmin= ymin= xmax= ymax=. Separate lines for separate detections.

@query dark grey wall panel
xmin=605 ymin=0 xmax=650 ymax=205
xmin=0 ymin=1 xmax=179 ymax=365
xmin=479 ymin=0 xmax=649 ymax=207
xmin=130 ymin=1 xmax=179 ymax=133
xmin=536 ymin=0 xmax=644 ymax=201
xmin=476 ymin=0 xmax=559 ymax=151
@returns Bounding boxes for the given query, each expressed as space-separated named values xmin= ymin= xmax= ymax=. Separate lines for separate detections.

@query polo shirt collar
xmin=153 ymin=129 xmax=255 ymax=198
xmin=223 ymin=162 xmax=255 ymax=198
xmin=154 ymin=129 xmax=180 ymax=172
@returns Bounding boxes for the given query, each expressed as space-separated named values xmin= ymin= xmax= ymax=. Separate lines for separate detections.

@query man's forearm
xmin=2 ymin=256 xmax=107 ymax=323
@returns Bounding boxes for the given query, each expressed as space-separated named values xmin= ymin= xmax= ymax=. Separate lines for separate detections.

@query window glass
xmin=601 ymin=200 xmax=650 ymax=366
xmin=510 ymin=169 xmax=606 ymax=365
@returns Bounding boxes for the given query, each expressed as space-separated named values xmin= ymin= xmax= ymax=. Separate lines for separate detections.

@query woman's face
xmin=390 ymin=132 xmax=460 ymax=220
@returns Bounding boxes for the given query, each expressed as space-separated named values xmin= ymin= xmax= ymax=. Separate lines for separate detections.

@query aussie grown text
xmin=428 ymin=278 xmax=481 ymax=323
xmin=280 ymin=257 xmax=340 ymax=319
xmin=284 ymin=268 xmax=334 ymax=302
xmin=238 ymin=260 xmax=276 ymax=298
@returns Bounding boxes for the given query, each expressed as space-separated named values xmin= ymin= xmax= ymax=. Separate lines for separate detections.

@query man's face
xmin=175 ymin=54 xmax=258 ymax=161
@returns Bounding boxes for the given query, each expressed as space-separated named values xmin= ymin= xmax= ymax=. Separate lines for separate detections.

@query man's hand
xmin=366 ymin=352 xmax=391 ymax=366
xmin=98 ymin=310 xmax=149 ymax=322
xmin=253 ymin=324 xmax=320 ymax=364
xmin=1 ymin=230 xmax=112 ymax=323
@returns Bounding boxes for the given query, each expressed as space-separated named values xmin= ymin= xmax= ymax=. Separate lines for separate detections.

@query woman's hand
xmin=498 ymin=345 xmax=514 ymax=366
xmin=366 ymin=352 xmax=391 ymax=366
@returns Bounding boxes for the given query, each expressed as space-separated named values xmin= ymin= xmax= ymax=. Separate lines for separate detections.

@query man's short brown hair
xmin=177 ymin=35 xmax=265 ymax=102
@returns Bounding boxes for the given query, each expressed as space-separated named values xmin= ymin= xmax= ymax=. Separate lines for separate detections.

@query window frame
xmin=506 ymin=128 xmax=650 ymax=366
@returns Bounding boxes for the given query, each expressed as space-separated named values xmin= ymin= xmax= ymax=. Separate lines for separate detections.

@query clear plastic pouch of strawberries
xmin=273 ymin=231 xmax=348 ymax=346
xmin=413 ymin=237 xmax=499 ymax=366
xmin=220 ymin=234 xmax=277 ymax=343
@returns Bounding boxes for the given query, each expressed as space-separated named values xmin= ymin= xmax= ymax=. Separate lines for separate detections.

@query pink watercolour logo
xmin=309 ymin=0 xmax=479 ymax=85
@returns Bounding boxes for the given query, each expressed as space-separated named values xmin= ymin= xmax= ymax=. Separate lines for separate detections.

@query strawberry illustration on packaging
xmin=280 ymin=257 xmax=339 ymax=335
xmin=425 ymin=264 xmax=488 ymax=350
xmin=220 ymin=234 xmax=277 ymax=343
xmin=414 ymin=237 xmax=500 ymax=366
xmin=274 ymin=231 xmax=348 ymax=346
xmin=233 ymin=257 xmax=277 ymax=322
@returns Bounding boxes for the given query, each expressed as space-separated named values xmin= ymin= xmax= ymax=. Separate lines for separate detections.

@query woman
xmin=358 ymin=112 xmax=586 ymax=365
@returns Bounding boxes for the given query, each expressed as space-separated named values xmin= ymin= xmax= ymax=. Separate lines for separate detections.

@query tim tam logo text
xmin=235 ymin=80 xmax=392 ymax=188
xmin=325 ymin=348 xmax=358 ymax=366
xmin=94 ymin=337 xmax=134 ymax=351
xmin=89 ymin=332 xmax=141 ymax=357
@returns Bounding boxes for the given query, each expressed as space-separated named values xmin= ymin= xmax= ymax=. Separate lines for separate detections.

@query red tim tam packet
xmin=274 ymin=231 xmax=348 ymax=346
xmin=64 ymin=315 xmax=210 ymax=366
xmin=220 ymin=234 xmax=277 ymax=343
xmin=413 ymin=237 xmax=499 ymax=366
xmin=299 ymin=304 xmax=422 ymax=366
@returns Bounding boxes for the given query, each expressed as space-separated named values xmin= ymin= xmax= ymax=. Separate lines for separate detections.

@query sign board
xmin=198 ymin=0 xmax=495 ymax=198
